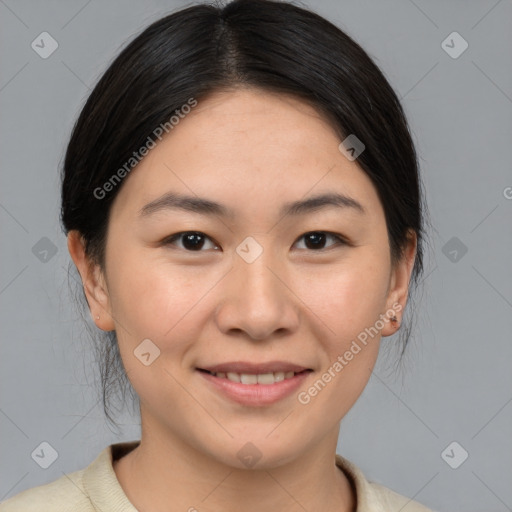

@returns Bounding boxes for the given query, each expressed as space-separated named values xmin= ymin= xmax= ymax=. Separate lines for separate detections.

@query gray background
xmin=1 ymin=1 xmax=511 ymax=511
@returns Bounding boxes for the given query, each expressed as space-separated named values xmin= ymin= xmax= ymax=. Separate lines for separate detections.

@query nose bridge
xmin=215 ymin=235 xmax=299 ymax=339
xmin=235 ymin=234 xmax=284 ymax=303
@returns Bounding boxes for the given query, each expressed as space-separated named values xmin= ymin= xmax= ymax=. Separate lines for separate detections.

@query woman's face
xmin=71 ymin=88 xmax=416 ymax=468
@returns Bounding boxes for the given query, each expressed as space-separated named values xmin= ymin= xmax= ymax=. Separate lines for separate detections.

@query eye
xmin=163 ymin=230 xmax=347 ymax=252
xmin=294 ymin=231 xmax=347 ymax=251
xmin=163 ymin=231 xmax=220 ymax=251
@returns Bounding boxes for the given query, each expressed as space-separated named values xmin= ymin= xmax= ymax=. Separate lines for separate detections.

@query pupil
xmin=184 ymin=232 xmax=203 ymax=250
xmin=305 ymin=232 xmax=325 ymax=249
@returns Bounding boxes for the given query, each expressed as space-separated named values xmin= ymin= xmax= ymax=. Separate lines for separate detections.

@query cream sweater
xmin=0 ymin=441 xmax=435 ymax=511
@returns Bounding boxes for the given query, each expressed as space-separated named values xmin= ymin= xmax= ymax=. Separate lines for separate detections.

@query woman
xmin=0 ymin=0 xmax=435 ymax=510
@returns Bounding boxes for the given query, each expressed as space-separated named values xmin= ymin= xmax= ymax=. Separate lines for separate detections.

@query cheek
xmin=290 ymin=256 xmax=389 ymax=407
xmin=109 ymin=253 xmax=206 ymax=339
xmin=293 ymin=257 xmax=390 ymax=344
xmin=294 ymin=262 xmax=386 ymax=414
xmin=107 ymin=257 xmax=208 ymax=400
xmin=107 ymin=249 xmax=222 ymax=355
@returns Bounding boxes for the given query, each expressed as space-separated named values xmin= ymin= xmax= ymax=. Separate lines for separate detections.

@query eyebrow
xmin=138 ymin=191 xmax=366 ymax=219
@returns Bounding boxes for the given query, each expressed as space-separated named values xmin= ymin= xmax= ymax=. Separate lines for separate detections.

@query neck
xmin=113 ymin=422 xmax=356 ymax=512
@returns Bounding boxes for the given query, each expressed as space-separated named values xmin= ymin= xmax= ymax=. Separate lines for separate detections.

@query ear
xmin=67 ymin=230 xmax=115 ymax=331
xmin=381 ymin=229 xmax=417 ymax=337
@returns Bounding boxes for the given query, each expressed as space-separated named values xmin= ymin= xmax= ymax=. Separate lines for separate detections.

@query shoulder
xmin=0 ymin=441 xmax=140 ymax=512
xmin=335 ymin=454 xmax=437 ymax=512
xmin=368 ymin=481 xmax=435 ymax=511
xmin=0 ymin=467 xmax=93 ymax=512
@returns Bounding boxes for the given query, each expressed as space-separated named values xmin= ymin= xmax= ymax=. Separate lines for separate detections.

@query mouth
xmin=196 ymin=368 xmax=312 ymax=385
xmin=195 ymin=365 xmax=314 ymax=406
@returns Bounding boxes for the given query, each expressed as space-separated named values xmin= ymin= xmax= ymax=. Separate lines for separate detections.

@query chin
xmin=200 ymin=434 xmax=306 ymax=471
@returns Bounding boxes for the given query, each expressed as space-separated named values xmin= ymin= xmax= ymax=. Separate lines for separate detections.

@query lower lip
xmin=197 ymin=370 xmax=312 ymax=406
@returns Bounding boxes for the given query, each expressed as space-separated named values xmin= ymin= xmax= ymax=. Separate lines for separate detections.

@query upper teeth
xmin=210 ymin=371 xmax=297 ymax=385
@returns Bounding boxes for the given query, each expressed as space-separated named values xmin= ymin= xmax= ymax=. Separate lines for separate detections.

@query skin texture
xmin=68 ymin=88 xmax=417 ymax=512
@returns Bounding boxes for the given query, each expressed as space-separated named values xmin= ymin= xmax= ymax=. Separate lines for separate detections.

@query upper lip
xmin=198 ymin=361 xmax=312 ymax=374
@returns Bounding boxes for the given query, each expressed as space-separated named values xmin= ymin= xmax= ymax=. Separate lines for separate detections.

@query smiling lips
xmin=199 ymin=361 xmax=311 ymax=374
xmin=198 ymin=361 xmax=312 ymax=385
xmin=196 ymin=361 xmax=313 ymax=405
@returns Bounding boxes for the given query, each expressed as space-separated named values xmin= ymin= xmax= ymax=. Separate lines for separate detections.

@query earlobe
xmin=381 ymin=229 xmax=417 ymax=337
xmin=67 ymin=230 xmax=115 ymax=331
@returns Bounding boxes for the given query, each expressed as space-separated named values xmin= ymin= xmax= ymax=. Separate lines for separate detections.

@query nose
xmin=214 ymin=245 xmax=300 ymax=341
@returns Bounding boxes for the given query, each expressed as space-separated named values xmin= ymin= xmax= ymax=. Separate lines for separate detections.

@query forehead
xmin=109 ymin=88 xmax=382 ymax=223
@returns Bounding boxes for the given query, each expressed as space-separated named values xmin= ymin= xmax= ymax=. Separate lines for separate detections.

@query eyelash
xmin=162 ymin=231 xmax=349 ymax=252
